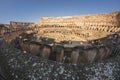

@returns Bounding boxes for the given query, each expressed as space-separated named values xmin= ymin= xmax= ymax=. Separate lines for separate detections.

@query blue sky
xmin=0 ymin=0 xmax=120 ymax=24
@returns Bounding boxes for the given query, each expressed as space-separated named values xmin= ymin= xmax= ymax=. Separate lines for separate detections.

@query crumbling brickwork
xmin=37 ymin=11 xmax=120 ymax=42
xmin=10 ymin=21 xmax=35 ymax=28
xmin=0 ymin=11 xmax=120 ymax=80
xmin=0 ymin=39 xmax=120 ymax=80
xmin=39 ymin=11 xmax=120 ymax=27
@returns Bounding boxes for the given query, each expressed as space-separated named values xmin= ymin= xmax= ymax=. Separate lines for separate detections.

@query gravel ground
xmin=0 ymin=38 xmax=120 ymax=80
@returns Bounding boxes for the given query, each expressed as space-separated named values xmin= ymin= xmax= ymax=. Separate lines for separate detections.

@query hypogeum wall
xmin=0 ymin=39 xmax=120 ymax=80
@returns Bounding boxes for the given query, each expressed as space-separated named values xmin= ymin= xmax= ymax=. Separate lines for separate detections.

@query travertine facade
xmin=37 ymin=11 xmax=120 ymax=42
xmin=39 ymin=11 xmax=120 ymax=27
xmin=0 ymin=11 xmax=120 ymax=80
xmin=10 ymin=21 xmax=35 ymax=28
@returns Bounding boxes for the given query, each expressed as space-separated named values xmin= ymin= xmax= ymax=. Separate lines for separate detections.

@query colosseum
xmin=0 ymin=11 xmax=120 ymax=80
xmin=38 ymin=11 xmax=120 ymax=42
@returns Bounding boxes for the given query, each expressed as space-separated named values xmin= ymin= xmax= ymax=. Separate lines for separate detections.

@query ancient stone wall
xmin=0 ymin=39 xmax=120 ymax=80
xmin=37 ymin=11 xmax=120 ymax=42
xmin=38 ymin=11 xmax=120 ymax=28
xmin=10 ymin=21 xmax=35 ymax=28
xmin=37 ymin=26 xmax=111 ymax=41
xmin=0 ymin=24 xmax=10 ymax=35
xmin=0 ymin=11 xmax=120 ymax=80
xmin=0 ymin=22 xmax=35 ymax=36
xmin=0 ymin=23 xmax=35 ymax=42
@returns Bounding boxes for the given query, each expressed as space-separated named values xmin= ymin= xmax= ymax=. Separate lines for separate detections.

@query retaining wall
xmin=0 ymin=39 xmax=120 ymax=80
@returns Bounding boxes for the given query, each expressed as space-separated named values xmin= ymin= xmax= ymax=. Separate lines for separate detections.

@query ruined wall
xmin=0 ymin=11 xmax=120 ymax=79
xmin=0 ymin=24 xmax=10 ymax=35
xmin=38 ymin=11 xmax=120 ymax=33
xmin=38 ymin=11 xmax=120 ymax=27
xmin=0 ymin=39 xmax=120 ymax=80
xmin=10 ymin=21 xmax=35 ymax=28
xmin=37 ymin=11 xmax=120 ymax=42
xmin=37 ymin=26 xmax=113 ymax=42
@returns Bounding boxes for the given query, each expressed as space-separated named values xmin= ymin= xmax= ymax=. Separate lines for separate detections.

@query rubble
xmin=0 ymin=39 xmax=120 ymax=80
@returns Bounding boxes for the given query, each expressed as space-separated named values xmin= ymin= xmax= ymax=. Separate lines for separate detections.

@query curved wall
xmin=38 ymin=11 xmax=120 ymax=33
xmin=37 ymin=11 xmax=120 ymax=42
xmin=0 ymin=39 xmax=120 ymax=80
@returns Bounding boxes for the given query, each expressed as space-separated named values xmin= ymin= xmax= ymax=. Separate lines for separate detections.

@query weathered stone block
xmin=0 ymin=39 xmax=120 ymax=80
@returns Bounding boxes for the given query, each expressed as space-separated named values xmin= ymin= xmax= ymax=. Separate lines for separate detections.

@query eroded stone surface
xmin=0 ymin=39 xmax=120 ymax=80
xmin=36 ymin=11 xmax=120 ymax=42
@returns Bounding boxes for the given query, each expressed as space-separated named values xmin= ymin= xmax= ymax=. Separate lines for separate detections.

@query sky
xmin=0 ymin=0 xmax=120 ymax=24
